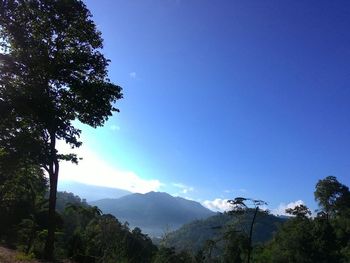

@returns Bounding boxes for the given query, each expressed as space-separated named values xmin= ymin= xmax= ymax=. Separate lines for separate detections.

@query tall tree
xmin=314 ymin=176 xmax=350 ymax=219
xmin=227 ymin=197 xmax=268 ymax=263
xmin=285 ymin=204 xmax=311 ymax=219
xmin=0 ymin=0 xmax=122 ymax=259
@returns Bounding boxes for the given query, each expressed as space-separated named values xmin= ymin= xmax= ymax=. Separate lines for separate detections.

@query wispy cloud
xmin=172 ymin=183 xmax=194 ymax=194
xmin=224 ymin=188 xmax=247 ymax=194
xmin=129 ymin=72 xmax=136 ymax=79
xmin=202 ymin=198 xmax=231 ymax=212
xmin=272 ymin=200 xmax=305 ymax=216
xmin=57 ymin=141 xmax=162 ymax=194
xmin=110 ymin=124 xmax=120 ymax=131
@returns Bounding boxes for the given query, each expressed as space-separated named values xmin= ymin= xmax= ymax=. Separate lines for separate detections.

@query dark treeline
xmin=0 ymin=155 xmax=185 ymax=262
xmin=161 ymin=176 xmax=350 ymax=263
xmin=1 ymin=150 xmax=350 ymax=262
xmin=255 ymin=176 xmax=350 ymax=263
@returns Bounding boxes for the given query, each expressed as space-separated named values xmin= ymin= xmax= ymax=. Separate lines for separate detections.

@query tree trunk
xmin=44 ymin=132 xmax=59 ymax=261
xmin=247 ymin=207 xmax=259 ymax=263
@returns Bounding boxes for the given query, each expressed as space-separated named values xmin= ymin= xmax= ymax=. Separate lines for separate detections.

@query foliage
xmin=222 ymin=230 xmax=248 ymax=263
xmin=226 ymin=198 xmax=268 ymax=263
xmin=153 ymin=246 xmax=195 ymax=263
xmin=0 ymin=0 xmax=122 ymax=259
xmin=314 ymin=176 xmax=350 ymax=218
xmin=257 ymin=176 xmax=350 ymax=263
xmin=0 ymin=154 xmax=47 ymax=246
xmin=1 ymin=142 xmax=350 ymax=263
xmin=165 ymin=176 xmax=350 ymax=262
xmin=56 ymin=191 xmax=88 ymax=212
xmin=14 ymin=251 xmax=36 ymax=261
xmin=285 ymin=204 xmax=311 ymax=218
xmin=55 ymin=198 xmax=157 ymax=263
xmin=164 ymin=211 xmax=284 ymax=257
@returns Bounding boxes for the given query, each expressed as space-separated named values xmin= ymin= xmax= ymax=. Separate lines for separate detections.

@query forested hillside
xmin=163 ymin=210 xmax=286 ymax=253
xmin=1 ymin=160 xmax=350 ymax=262
xmin=91 ymin=191 xmax=215 ymax=236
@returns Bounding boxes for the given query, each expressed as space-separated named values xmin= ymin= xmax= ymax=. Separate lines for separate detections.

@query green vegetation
xmin=1 ymin=1 xmax=350 ymax=262
xmin=0 ymin=165 xmax=191 ymax=262
xmin=163 ymin=176 xmax=350 ymax=263
xmin=162 ymin=209 xmax=285 ymax=260
xmin=2 ymin=167 xmax=349 ymax=262
xmin=256 ymin=176 xmax=350 ymax=263
xmin=0 ymin=0 xmax=122 ymax=259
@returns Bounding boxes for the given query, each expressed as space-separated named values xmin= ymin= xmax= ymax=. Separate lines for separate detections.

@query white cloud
xmin=110 ymin=124 xmax=120 ymax=131
xmin=129 ymin=72 xmax=136 ymax=79
xmin=202 ymin=198 xmax=231 ymax=212
xmin=172 ymin=183 xmax=194 ymax=194
xmin=203 ymin=197 xmax=270 ymax=213
xmin=272 ymin=200 xmax=305 ymax=216
xmin=56 ymin=141 xmax=161 ymax=194
xmin=204 ymin=198 xmax=307 ymax=216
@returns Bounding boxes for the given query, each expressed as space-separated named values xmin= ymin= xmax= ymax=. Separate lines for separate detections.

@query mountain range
xmin=90 ymin=191 xmax=216 ymax=237
xmin=57 ymin=182 xmax=287 ymax=247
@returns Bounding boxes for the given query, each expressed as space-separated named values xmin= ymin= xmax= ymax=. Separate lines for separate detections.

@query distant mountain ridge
xmin=90 ymin=191 xmax=215 ymax=237
xmin=164 ymin=210 xmax=287 ymax=254
xmin=58 ymin=181 xmax=131 ymax=202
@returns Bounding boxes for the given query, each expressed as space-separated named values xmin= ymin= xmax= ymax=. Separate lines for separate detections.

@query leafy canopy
xmin=0 ymin=0 xmax=122 ymax=165
xmin=0 ymin=1 xmax=122 ymax=259
xmin=314 ymin=176 xmax=350 ymax=217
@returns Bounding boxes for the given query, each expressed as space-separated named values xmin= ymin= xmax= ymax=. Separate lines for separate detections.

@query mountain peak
xmin=90 ymin=191 xmax=215 ymax=237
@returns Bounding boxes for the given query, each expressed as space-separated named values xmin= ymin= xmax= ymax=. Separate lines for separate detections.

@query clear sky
xmin=59 ymin=0 xmax=350 ymax=214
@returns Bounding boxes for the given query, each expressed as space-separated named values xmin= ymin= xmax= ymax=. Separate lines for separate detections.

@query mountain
xmin=90 ymin=191 xmax=215 ymax=237
xmin=163 ymin=210 xmax=287 ymax=254
xmin=57 ymin=181 xmax=131 ymax=202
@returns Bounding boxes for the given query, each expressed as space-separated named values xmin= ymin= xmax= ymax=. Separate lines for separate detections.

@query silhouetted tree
xmin=314 ymin=176 xmax=350 ymax=219
xmin=258 ymin=177 xmax=350 ymax=262
xmin=0 ymin=0 xmax=122 ymax=259
xmin=227 ymin=197 xmax=267 ymax=263
xmin=285 ymin=204 xmax=311 ymax=219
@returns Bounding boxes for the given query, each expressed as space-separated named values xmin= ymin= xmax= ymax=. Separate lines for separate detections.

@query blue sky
xmin=60 ymin=0 xmax=350 ymax=213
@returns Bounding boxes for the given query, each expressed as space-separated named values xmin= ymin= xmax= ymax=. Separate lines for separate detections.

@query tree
xmin=227 ymin=197 xmax=268 ymax=263
xmin=0 ymin=0 xmax=122 ymax=259
xmin=263 ymin=215 xmax=315 ymax=263
xmin=314 ymin=176 xmax=350 ymax=219
xmin=257 ymin=178 xmax=350 ymax=263
xmin=153 ymin=246 xmax=194 ymax=263
xmin=285 ymin=204 xmax=311 ymax=219
xmin=222 ymin=230 xmax=247 ymax=263
xmin=0 ymin=154 xmax=47 ymax=245
xmin=314 ymin=176 xmax=350 ymax=261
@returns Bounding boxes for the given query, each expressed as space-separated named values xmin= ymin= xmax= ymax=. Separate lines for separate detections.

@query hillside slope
xmin=164 ymin=210 xmax=286 ymax=252
xmin=91 ymin=191 xmax=215 ymax=236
